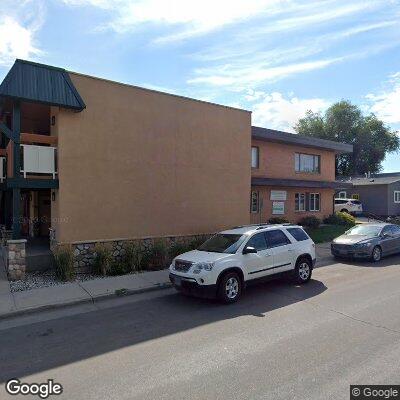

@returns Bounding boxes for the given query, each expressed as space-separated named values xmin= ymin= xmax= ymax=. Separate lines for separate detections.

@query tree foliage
xmin=294 ymin=101 xmax=399 ymax=176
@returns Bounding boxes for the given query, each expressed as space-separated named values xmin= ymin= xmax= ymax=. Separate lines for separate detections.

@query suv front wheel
xmin=217 ymin=272 xmax=242 ymax=303
xmin=293 ymin=258 xmax=312 ymax=284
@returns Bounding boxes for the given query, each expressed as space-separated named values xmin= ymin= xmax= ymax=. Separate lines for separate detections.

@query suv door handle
xmin=265 ymin=253 xmax=272 ymax=257
xmin=288 ymin=249 xmax=295 ymax=252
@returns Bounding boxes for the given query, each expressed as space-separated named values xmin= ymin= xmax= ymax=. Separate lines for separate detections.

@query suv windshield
xmin=346 ymin=225 xmax=382 ymax=236
xmin=198 ymin=234 xmax=245 ymax=254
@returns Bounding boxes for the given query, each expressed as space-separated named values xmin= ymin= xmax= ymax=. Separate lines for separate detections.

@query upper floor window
xmin=394 ymin=191 xmax=400 ymax=204
xmin=251 ymin=146 xmax=259 ymax=169
xmin=295 ymin=153 xmax=320 ymax=173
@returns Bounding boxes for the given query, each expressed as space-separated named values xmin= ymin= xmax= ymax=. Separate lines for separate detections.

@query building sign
xmin=272 ymin=201 xmax=285 ymax=215
xmin=270 ymin=190 xmax=287 ymax=201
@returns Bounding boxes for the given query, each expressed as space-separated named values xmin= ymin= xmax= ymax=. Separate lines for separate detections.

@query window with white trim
xmin=251 ymin=191 xmax=259 ymax=213
xmin=295 ymin=193 xmax=305 ymax=211
xmin=295 ymin=153 xmax=320 ymax=173
xmin=394 ymin=191 xmax=400 ymax=203
xmin=309 ymin=193 xmax=320 ymax=211
xmin=251 ymin=146 xmax=259 ymax=169
xmin=338 ymin=191 xmax=347 ymax=199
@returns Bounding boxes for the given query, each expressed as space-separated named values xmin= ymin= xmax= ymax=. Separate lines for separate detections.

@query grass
xmin=306 ymin=224 xmax=350 ymax=244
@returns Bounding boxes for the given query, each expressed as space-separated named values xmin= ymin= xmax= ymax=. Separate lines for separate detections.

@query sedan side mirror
xmin=243 ymin=246 xmax=257 ymax=255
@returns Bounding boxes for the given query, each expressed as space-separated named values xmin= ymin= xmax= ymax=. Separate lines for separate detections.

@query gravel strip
xmin=10 ymin=271 xmax=104 ymax=293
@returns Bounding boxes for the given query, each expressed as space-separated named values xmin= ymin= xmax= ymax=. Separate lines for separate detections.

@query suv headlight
xmin=192 ymin=262 xmax=214 ymax=274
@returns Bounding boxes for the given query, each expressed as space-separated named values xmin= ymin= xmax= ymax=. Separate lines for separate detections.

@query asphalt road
xmin=1 ymin=256 xmax=400 ymax=400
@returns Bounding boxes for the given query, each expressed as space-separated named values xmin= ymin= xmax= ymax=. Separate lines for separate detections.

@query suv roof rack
xmin=231 ymin=223 xmax=271 ymax=229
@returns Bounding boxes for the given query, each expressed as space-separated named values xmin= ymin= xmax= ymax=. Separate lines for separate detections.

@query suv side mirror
xmin=243 ymin=246 xmax=257 ymax=255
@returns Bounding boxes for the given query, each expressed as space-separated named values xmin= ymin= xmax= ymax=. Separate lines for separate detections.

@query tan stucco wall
xmin=251 ymin=140 xmax=336 ymax=181
xmin=54 ymin=73 xmax=251 ymax=243
xmin=250 ymin=186 xmax=334 ymax=224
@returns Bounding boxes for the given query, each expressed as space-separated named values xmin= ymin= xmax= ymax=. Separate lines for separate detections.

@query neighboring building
xmin=250 ymin=127 xmax=353 ymax=224
xmin=0 ymin=59 xmax=251 ymax=249
xmin=342 ymin=173 xmax=400 ymax=217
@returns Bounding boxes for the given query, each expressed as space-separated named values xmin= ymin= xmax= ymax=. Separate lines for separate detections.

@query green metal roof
xmin=0 ymin=59 xmax=85 ymax=111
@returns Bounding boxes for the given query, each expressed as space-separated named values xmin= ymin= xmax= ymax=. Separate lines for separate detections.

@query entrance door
xmin=38 ymin=191 xmax=51 ymax=237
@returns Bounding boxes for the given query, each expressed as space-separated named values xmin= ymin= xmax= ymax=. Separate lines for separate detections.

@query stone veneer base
xmin=7 ymin=239 xmax=27 ymax=281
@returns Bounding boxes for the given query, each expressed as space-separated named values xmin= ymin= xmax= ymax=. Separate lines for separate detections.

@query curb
xmin=0 ymin=282 xmax=173 ymax=321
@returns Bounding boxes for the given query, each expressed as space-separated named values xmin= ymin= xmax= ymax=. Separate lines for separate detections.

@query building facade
xmin=250 ymin=127 xmax=353 ymax=224
xmin=0 ymin=60 xmax=251 ymax=249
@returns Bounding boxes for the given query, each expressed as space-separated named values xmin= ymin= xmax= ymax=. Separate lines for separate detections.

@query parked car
xmin=334 ymin=198 xmax=363 ymax=214
xmin=169 ymin=224 xmax=316 ymax=303
xmin=331 ymin=223 xmax=400 ymax=262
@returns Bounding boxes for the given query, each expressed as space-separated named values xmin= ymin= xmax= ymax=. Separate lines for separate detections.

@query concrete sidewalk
xmin=0 ymin=243 xmax=334 ymax=319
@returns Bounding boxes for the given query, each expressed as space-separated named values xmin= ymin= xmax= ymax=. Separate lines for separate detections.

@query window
xmin=264 ymin=230 xmax=291 ymax=248
xmin=390 ymin=225 xmax=400 ymax=235
xmin=246 ymin=232 xmax=268 ymax=251
xmin=251 ymin=146 xmax=259 ymax=169
xmin=295 ymin=153 xmax=320 ymax=173
xmin=394 ymin=191 xmax=400 ymax=203
xmin=309 ymin=193 xmax=320 ymax=211
xmin=338 ymin=191 xmax=347 ymax=199
xmin=295 ymin=193 xmax=306 ymax=211
xmin=287 ymin=228 xmax=310 ymax=242
xmin=251 ymin=191 xmax=259 ymax=213
xmin=335 ymin=199 xmax=347 ymax=205
xmin=352 ymin=194 xmax=359 ymax=200
xmin=198 ymin=234 xmax=246 ymax=254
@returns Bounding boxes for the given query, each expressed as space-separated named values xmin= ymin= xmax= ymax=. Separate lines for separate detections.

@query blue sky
xmin=1 ymin=0 xmax=399 ymax=171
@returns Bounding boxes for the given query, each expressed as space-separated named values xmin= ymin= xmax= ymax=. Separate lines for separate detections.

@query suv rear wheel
xmin=293 ymin=258 xmax=312 ymax=284
xmin=217 ymin=272 xmax=242 ymax=303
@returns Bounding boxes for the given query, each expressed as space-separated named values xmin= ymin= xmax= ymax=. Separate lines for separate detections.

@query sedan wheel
xmin=371 ymin=246 xmax=382 ymax=262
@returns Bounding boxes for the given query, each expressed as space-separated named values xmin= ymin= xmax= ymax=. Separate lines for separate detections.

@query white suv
xmin=169 ymin=224 xmax=316 ymax=303
xmin=334 ymin=198 xmax=363 ymax=214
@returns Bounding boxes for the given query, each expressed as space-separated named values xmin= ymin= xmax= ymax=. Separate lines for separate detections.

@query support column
xmin=12 ymin=101 xmax=21 ymax=240
xmin=7 ymin=239 xmax=26 ymax=281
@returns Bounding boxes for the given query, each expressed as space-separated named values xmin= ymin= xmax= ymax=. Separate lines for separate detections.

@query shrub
xmin=144 ymin=239 xmax=168 ymax=270
xmin=53 ymin=245 xmax=75 ymax=281
xmin=121 ymin=242 xmax=144 ymax=273
xmin=268 ymin=217 xmax=289 ymax=224
xmin=169 ymin=241 xmax=191 ymax=260
xmin=188 ymin=235 xmax=209 ymax=250
xmin=108 ymin=259 xmax=127 ymax=276
xmin=93 ymin=244 xmax=113 ymax=276
xmin=323 ymin=212 xmax=356 ymax=226
xmin=298 ymin=216 xmax=321 ymax=229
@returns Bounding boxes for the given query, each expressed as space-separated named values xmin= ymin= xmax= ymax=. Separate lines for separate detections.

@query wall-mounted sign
xmin=272 ymin=201 xmax=285 ymax=215
xmin=270 ymin=190 xmax=287 ymax=201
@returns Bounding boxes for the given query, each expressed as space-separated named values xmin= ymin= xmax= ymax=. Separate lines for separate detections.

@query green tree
xmin=294 ymin=101 xmax=399 ymax=176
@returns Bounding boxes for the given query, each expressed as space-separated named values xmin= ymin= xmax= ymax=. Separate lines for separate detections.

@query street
xmin=1 ymin=257 xmax=400 ymax=400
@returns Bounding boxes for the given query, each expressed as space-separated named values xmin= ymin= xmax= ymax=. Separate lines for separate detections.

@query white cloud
xmin=62 ymin=0 xmax=285 ymax=39
xmin=188 ymin=57 xmax=343 ymax=87
xmin=0 ymin=1 xmax=44 ymax=66
xmin=248 ymin=91 xmax=330 ymax=131
xmin=366 ymin=73 xmax=400 ymax=125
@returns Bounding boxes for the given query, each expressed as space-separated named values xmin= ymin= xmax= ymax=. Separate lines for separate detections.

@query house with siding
xmin=341 ymin=173 xmax=400 ymax=217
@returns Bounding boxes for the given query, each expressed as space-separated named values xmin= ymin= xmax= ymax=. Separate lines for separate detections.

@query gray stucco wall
xmin=345 ymin=185 xmax=389 ymax=216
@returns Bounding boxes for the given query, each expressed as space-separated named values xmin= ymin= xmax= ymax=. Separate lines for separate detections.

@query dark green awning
xmin=0 ymin=59 xmax=85 ymax=111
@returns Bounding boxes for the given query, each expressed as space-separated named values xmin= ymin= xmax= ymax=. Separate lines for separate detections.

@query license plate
xmin=174 ymin=276 xmax=182 ymax=286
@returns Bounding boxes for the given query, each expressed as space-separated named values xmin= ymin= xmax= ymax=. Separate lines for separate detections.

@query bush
xmin=93 ymin=244 xmax=113 ymax=276
xmin=298 ymin=216 xmax=321 ymax=229
xmin=169 ymin=241 xmax=191 ymax=259
xmin=268 ymin=217 xmax=289 ymax=224
xmin=107 ymin=259 xmax=128 ymax=276
xmin=144 ymin=239 xmax=168 ymax=270
xmin=188 ymin=235 xmax=209 ymax=250
xmin=323 ymin=212 xmax=356 ymax=226
xmin=53 ymin=245 xmax=75 ymax=281
xmin=121 ymin=242 xmax=144 ymax=273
